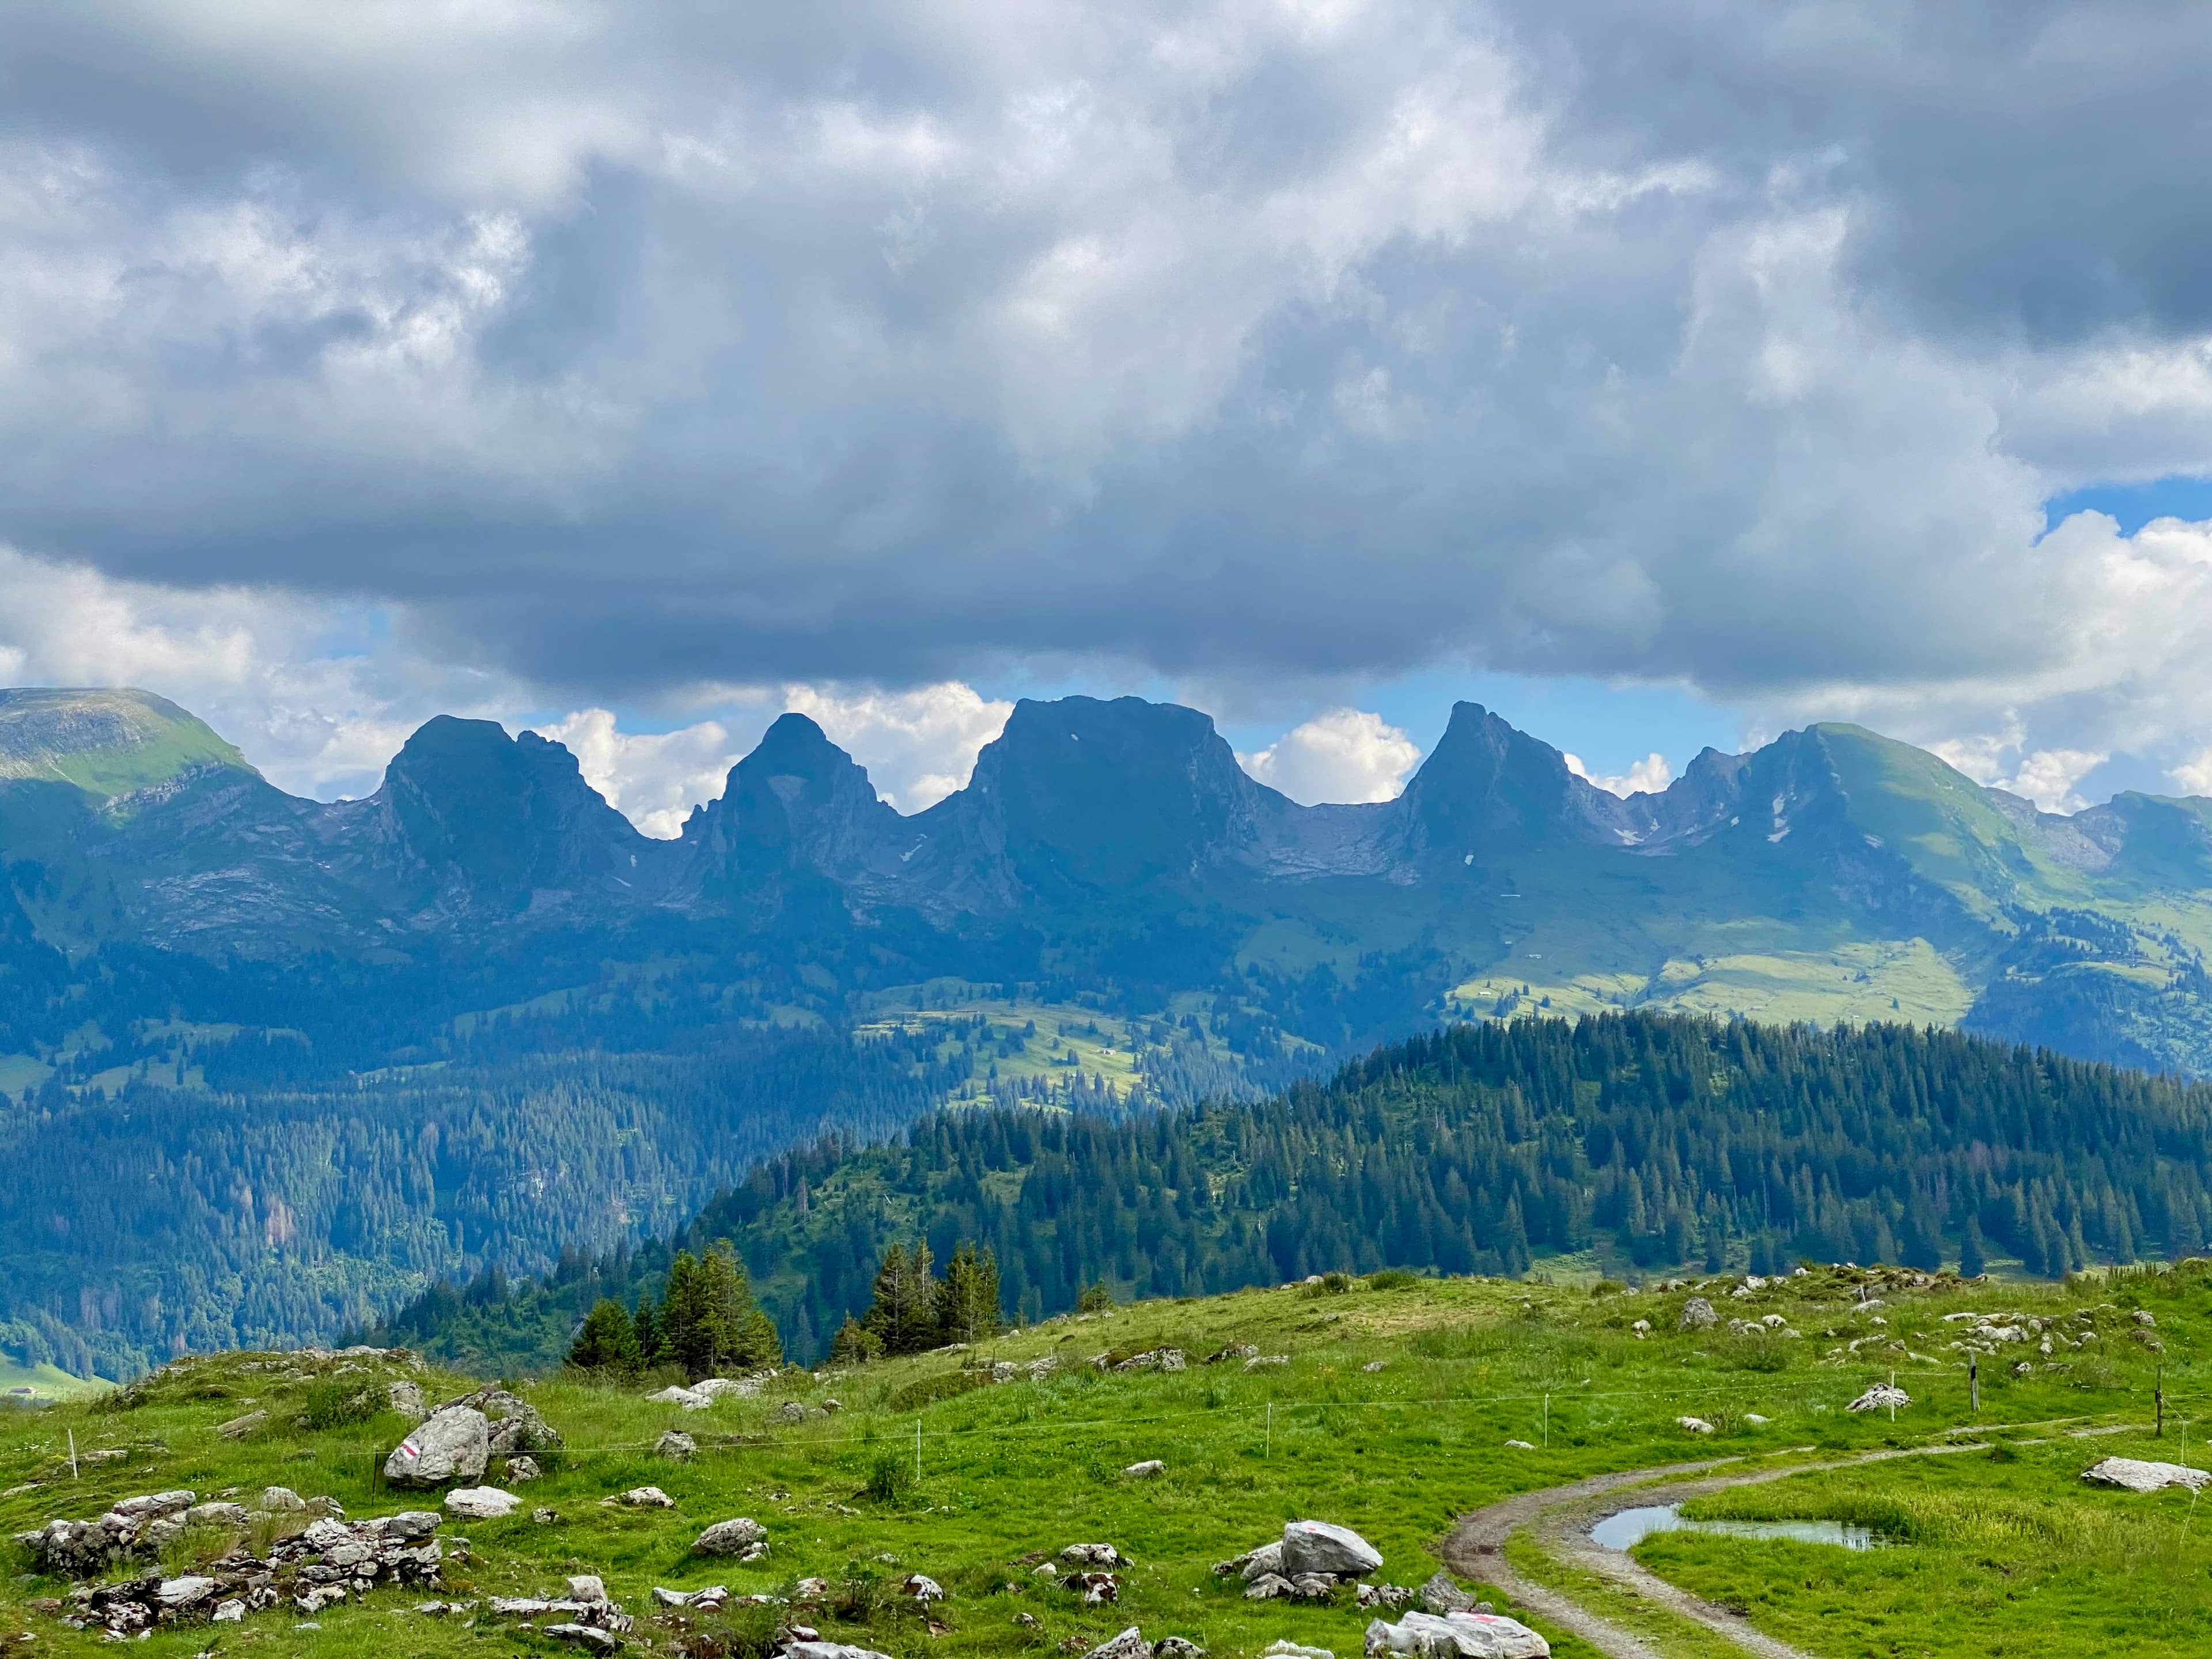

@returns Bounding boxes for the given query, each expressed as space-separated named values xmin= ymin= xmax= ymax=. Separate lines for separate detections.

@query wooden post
xmin=1969 ymin=1353 xmax=1979 ymax=1414
xmin=2158 ymin=1368 xmax=2166 ymax=1438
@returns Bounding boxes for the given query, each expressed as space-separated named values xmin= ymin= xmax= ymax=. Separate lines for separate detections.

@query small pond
xmin=1590 ymin=1503 xmax=1881 ymax=1552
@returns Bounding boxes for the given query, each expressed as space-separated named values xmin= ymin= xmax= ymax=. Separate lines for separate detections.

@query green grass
xmin=0 ymin=1263 xmax=2206 ymax=1656
xmin=1647 ymin=1431 xmax=2212 ymax=1656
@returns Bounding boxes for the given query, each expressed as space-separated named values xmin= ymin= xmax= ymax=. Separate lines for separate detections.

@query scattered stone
xmin=1678 ymin=1298 xmax=1718 ymax=1331
xmin=1202 ymin=1344 xmax=1259 ymax=1365
xmin=1675 ymin=1417 xmax=1714 ymax=1435
xmin=1064 ymin=1543 xmax=1124 ymax=1567
xmin=1092 ymin=1627 xmax=1153 ymax=1659
xmin=693 ymin=1517 xmax=769 ymax=1558
xmin=568 ymin=1575 xmax=608 ymax=1603
xmin=543 ymin=1621 xmax=622 ymax=1653
xmin=1503 ymin=1440 xmax=1533 ymax=1450
xmin=1066 ymin=1571 xmax=1120 ymax=1604
xmin=156 ymin=1577 xmax=218 ymax=1609
xmin=1357 ymin=1584 xmax=1415 ymax=1609
xmin=441 ymin=1386 xmax=562 ymax=1456
xmin=444 ymin=1487 xmax=520 ymax=1520
xmin=260 ymin=1486 xmax=308 ymax=1513
xmin=1419 ymin=1574 xmax=1475 ymax=1616
xmin=650 ymin=1385 xmax=712 ymax=1410
xmin=505 ymin=1456 xmax=541 ymax=1483
xmin=1282 ymin=1520 xmax=1382 ymax=1578
xmin=652 ymin=1586 xmax=730 ymax=1609
xmin=774 ymin=1402 xmax=807 ymax=1425
xmin=1124 ymin=1459 xmax=1166 ymax=1478
xmin=618 ymin=1486 xmax=676 ymax=1508
xmin=2134 ymin=1310 xmax=2157 ymax=1327
xmin=1846 ymin=1384 xmax=1911 ymax=1413
xmin=388 ymin=1380 xmax=429 ymax=1419
xmin=1113 ymin=1349 xmax=1186 ymax=1373
xmin=903 ymin=1574 xmax=945 ymax=1603
xmin=1630 ymin=1320 xmax=1650 ymax=1339
xmin=1236 ymin=1543 xmax=1285 ymax=1581
xmin=1259 ymin=1643 xmax=1334 ymax=1659
xmin=1743 ymin=1413 xmax=1771 ymax=1426
xmin=786 ymin=1643 xmax=899 ymax=1659
xmin=1157 ymin=1639 xmax=1205 ymax=1658
xmin=185 ymin=1501 xmax=251 ymax=1528
xmin=1014 ymin=1612 xmax=1041 ymax=1628
xmin=1361 ymin=1361 xmax=1387 ymax=1373
xmin=1244 ymin=1574 xmax=1293 ymax=1601
xmin=211 ymin=1600 xmax=245 ymax=1623
xmin=1365 ymin=1608 xmax=1550 ymax=1657
xmin=533 ymin=1508 xmax=561 ymax=1524
xmin=2082 ymin=1457 xmax=2212 ymax=1493
xmin=1244 ymin=1354 xmax=1290 ymax=1371
xmin=385 ymin=1407 xmax=490 ymax=1488
xmin=657 ymin=1430 xmax=698 ymax=1461
xmin=215 ymin=1411 xmax=267 ymax=1441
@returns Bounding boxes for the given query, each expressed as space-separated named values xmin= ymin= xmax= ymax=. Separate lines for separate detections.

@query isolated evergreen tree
xmin=935 ymin=1241 xmax=1002 ymax=1344
xmin=631 ymin=1291 xmax=661 ymax=1364
xmin=862 ymin=1242 xmax=939 ymax=1354
xmin=567 ymin=1298 xmax=643 ymax=1374
xmin=656 ymin=1244 xmax=781 ymax=1377
xmin=1960 ymin=1216 xmax=1988 ymax=1279
xmin=829 ymin=1315 xmax=885 ymax=1365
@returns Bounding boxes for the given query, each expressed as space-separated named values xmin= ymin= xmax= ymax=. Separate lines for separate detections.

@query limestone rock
xmin=1419 ymin=1574 xmax=1475 ymax=1615
xmin=1846 ymin=1384 xmax=1911 ymax=1413
xmin=1064 ymin=1543 xmax=1124 ymax=1567
xmin=260 ymin=1486 xmax=308 ymax=1512
xmin=506 ymin=1456 xmax=541 ymax=1483
xmin=1282 ymin=1520 xmax=1382 ymax=1578
xmin=1678 ymin=1298 xmax=1717 ymax=1331
xmin=388 ymin=1380 xmax=429 ymax=1419
xmin=1092 ymin=1628 xmax=1153 ymax=1659
xmin=445 ymin=1486 xmax=521 ymax=1520
xmin=543 ymin=1622 xmax=622 ymax=1653
xmin=1124 ymin=1459 xmax=1166 ymax=1478
xmin=1365 ymin=1609 xmax=1550 ymax=1659
xmin=2082 ymin=1457 xmax=2212 ymax=1493
xmin=693 ymin=1517 xmax=769 ymax=1556
xmin=442 ymin=1387 xmax=562 ymax=1455
xmin=215 ymin=1410 xmax=267 ymax=1441
xmin=657 ymin=1430 xmax=698 ymax=1461
xmin=385 ymin=1407 xmax=490 ymax=1488
xmin=618 ymin=1486 xmax=676 ymax=1508
xmin=1676 ymin=1417 xmax=1714 ymax=1434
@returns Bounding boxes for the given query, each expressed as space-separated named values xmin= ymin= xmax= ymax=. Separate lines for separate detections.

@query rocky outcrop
xmin=1365 ymin=1609 xmax=1550 ymax=1658
xmin=694 ymin=1517 xmax=769 ymax=1559
xmin=384 ymin=1407 xmax=490 ymax=1488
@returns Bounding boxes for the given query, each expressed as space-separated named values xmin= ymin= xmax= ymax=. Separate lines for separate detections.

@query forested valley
xmin=373 ymin=1013 xmax=2212 ymax=1372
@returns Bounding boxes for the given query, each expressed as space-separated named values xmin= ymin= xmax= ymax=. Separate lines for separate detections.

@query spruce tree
xmin=935 ymin=1241 xmax=1002 ymax=1344
xmin=566 ymin=1298 xmax=643 ymax=1373
xmin=829 ymin=1315 xmax=884 ymax=1364
xmin=862 ymin=1241 xmax=939 ymax=1354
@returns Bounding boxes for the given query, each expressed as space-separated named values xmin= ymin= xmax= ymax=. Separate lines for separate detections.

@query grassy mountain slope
xmin=4 ymin=1260 xmax=2210 ymax=1658
xmin=0 ymin=688 xmax=252 ymax=801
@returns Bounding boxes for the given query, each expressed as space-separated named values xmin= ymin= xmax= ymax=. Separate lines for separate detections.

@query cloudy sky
xmin=5 ymin=1 xmax=2212 ymax=826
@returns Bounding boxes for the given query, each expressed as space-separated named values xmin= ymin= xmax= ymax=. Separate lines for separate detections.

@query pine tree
xmin=1960 ymin=1216 xmax=1987 ymax=1279
xmin=829 ymin=1315 xmax=884 ymax=1364
xmin=566 ymin=1298 xmax=643 ymax=1373
xmin=862 ymin=1241 xmax=941 ymax=1355
xmin=936 ymin=1241 xmax=1002 ymax=1344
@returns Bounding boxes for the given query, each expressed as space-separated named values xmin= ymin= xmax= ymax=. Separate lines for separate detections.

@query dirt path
xmin=1438 ymin=1442 xmax=1994 ymax=1659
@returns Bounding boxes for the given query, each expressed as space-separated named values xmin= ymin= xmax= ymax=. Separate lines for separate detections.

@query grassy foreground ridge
xmin=7 ymin=1257 xmax=2212 ymax=1657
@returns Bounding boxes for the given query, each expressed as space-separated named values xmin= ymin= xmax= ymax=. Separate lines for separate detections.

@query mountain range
xmin=5 ymin=684 xmax=2212 ymax=1071
xmin=7 ymin=683 xmax=2212 ymax=1374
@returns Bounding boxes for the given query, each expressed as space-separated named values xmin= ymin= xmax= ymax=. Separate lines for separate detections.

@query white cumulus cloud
xmin=1564 ymin=751 xmax=1674 ymax=798
xmin=783 ymin=682 xmax=1014 ymax=813
xmin=1238 ymin=708 xmax=1422 ymax=804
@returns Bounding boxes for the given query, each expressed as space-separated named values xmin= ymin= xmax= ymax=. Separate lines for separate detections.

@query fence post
xmin=914 ymin=1418 xmax=922 ymax=1485
xmin=2157 ymin=1368 xmax=2165 ymax=1438
xmin=68 ymin=1429 xmax=78 ymax=1480
xmin=1969 ymin=1354 xmax=1979 ymax=1414
xmin=1543 ymin=1394 xmax=1550 ymax=1450
xmin=1265 ymin=1401 xmax=1272 ymax=1460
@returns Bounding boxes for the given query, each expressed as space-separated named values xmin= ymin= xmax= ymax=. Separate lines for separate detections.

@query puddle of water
xmin=1591 ymin=1503 xmax=1881 ymax=1552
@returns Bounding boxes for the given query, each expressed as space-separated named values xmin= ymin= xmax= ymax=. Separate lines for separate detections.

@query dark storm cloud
xmin=1 ymin=0 xmax=2211 ymax=730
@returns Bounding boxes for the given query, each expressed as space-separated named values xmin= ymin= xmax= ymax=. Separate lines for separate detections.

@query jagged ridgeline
xmin=374 ymin=1013 xmax=2212 ymax=1372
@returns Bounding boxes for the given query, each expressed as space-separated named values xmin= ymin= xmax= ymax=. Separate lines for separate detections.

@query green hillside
xmin=373 ymin=1014 xmax=2212 ymax=1374
xmin=3 ymin=1259 xmax=2210 ymax=1658
xmin=0 ymin=688 xmax=253 ymax=801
